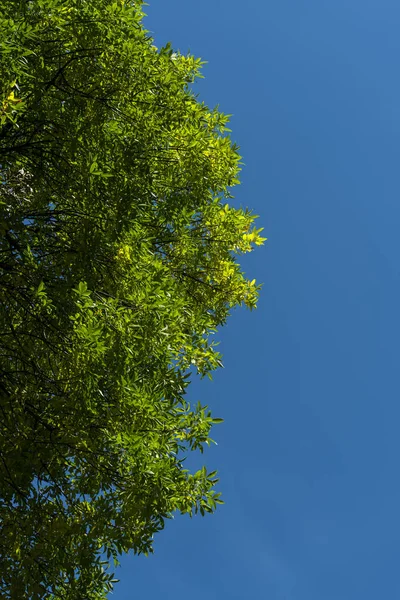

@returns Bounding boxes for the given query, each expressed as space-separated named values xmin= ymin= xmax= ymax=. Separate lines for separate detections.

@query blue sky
xmin=114 ymin=1 xmax=400 ymax=598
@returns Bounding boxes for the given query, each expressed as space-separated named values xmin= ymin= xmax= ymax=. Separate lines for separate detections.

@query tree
xmin=0 ymin=0 xmax=265 ymax=597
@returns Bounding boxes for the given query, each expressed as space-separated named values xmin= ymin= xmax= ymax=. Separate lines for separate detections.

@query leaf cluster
xmin=0 ymin=1 xmax=265 ymax=597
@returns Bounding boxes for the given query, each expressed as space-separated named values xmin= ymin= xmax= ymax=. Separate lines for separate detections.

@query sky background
xmin=114 ymin=1 xmax=400 ymax=598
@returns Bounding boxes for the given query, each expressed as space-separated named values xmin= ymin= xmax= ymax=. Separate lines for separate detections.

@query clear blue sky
xmin=114 ymin=1 xmax=400 ymax=598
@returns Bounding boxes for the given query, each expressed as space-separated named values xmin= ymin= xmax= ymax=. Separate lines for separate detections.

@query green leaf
xmin=0 ymin=0 xmax=264 ymax=595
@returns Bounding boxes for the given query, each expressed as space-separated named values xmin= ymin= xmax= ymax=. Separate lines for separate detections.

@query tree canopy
xmin=0 ymin=0 xmax=265 ymax=597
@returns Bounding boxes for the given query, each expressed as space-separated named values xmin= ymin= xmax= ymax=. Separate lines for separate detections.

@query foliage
xmin=0 ymin=0 xmax=265 ymax=597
